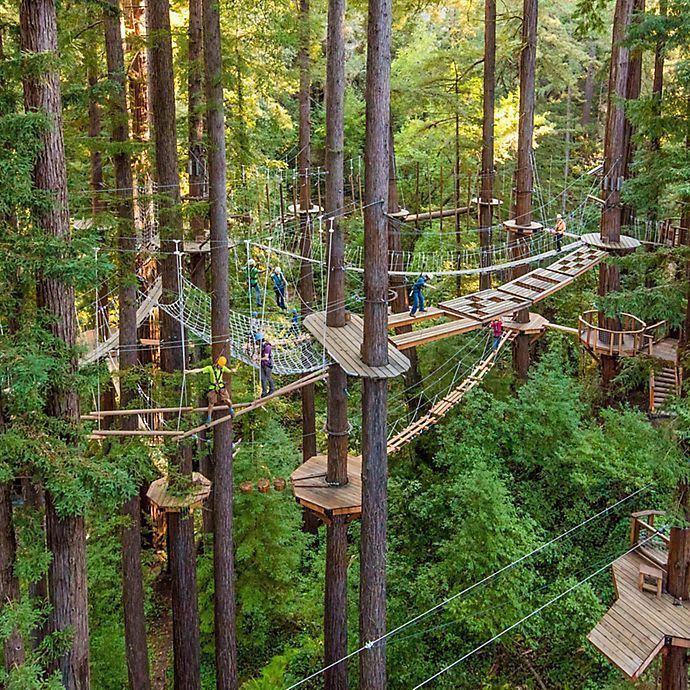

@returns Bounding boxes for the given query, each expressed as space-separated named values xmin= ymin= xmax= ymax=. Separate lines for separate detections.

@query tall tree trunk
xmin=661 ymin=528 xmax=690 ymax=690
xmin=20 ymin=2 xmax=90 ymax=688
xmin=147 ymin=2 xmax=202 ymax=687
xmin=360 ymin=0 xmax=391 ymax=684
xmin=509 ymin=0 xmax=538 ymax=379
xmin=0 ymin=390 xmax=23 ymax=673
xmin=563 ymin=85 xmax=571 ymax=214
xmin=479 ymin=0 xmax=497 ymax=291
xmin=298 ymin=0 xmax=317 ymax=464
xmin=621 ymin=0 xmax=645 ymax=225
xmin=203 ymin=1 xmax=239 ymax=687
xmin=103 ymin=3 xmax=153 ymax=689
xmin=648 ymin=0 xmax=666 ymax=223
xmin=599 ymin=0 xmax=636 ymax=390
xmin=387 ymin=122 xmax=422 ymax=402
xmin=189 ymin=0 xmax=205 ymax=235
xmin=323 ymin=0 xmax=349 ymax=680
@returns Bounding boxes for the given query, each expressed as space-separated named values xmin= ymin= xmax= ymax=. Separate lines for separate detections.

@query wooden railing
xmin=643 ymin=320 xmax=669 ymax=352
xmin=578 ymin=311 xmax=647 ymax=357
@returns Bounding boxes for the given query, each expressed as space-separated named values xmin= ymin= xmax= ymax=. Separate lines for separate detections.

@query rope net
xmin=159 ymin=277 xmax=330 ymax=375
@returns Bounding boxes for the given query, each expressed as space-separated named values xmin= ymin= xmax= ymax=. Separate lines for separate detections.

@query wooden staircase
xmin=649 ymin=365 xmax=682 ymax=413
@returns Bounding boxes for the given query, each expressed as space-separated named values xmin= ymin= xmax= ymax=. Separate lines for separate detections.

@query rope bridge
xmin=386 ymin=330 xmax=515 ymax=454
xmin=158 ymin=277 xmax=330 ymax=375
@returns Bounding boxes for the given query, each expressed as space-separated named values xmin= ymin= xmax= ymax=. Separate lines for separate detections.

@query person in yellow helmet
xmin=186 ymin=355 xmax=235 ymax=424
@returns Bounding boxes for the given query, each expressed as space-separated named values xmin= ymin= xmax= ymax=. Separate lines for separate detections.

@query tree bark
xmin=648 ymin=0 xmax=666 ymax=222
xmin=147 ymin=2 xmax=202 ymax=687
xmin=479 ymin=0 xmax=497 ymax=291
xmin=298 ymin=0 xmax=317 ymax=464
xmin=581 ymin=44 xmax=596 ymax=129
xmin=20 ymin=2 xmax=90 ymax=687
xmin=189 ymin=0 xmax=206 ymax=237
xmin=509 ymin=0 xmax=538 ymax=379
xmin=325 ymin=515 xmax=349 ymax=690
xmin=103 ymin=3 xmax=153 ymax=688
xmin=599 ymin=0 xmax=636 ymax=390
xmin=0 ymin=479 xmax=24 ymax=672
xmin=360 ymin=0 xmax=391 ymax=684
xmin=661 ymin=528 xmax=690 ymax=690
xmin=203 ymin=1 xmax=239 ymax=687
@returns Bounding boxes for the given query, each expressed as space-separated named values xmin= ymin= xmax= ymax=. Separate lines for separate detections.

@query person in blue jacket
xmin=271 ymin=266 xmax=288 ymax=310
xmin=409 ymin=272 xmax=433 ymax=316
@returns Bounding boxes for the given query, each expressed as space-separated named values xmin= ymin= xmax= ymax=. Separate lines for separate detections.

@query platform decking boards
xmin=304 ymin=312 xmax=410 ymax=378
xmin=651 ymin=338 xmax=679 ymax=364
xmin=291 ymin=455 xmax=362 ymax=518
xmin=588 ymin=549 xmax=690 ymax=680
xmin=391 ymin=316 xmax=481 ymax=350
xmin=146 ymin=471 xmax=211 ymax=511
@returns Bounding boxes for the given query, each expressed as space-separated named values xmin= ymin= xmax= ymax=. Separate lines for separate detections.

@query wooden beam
xmin=402 ymin=206 xmax=470 ymax=223
xmin=545 ymin=323 xmax=578 ymax=335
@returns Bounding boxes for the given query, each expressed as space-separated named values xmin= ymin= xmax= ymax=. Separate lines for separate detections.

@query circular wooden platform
xmin=503 ymin=219 xmax=543 ymax=235
xmin=580 ymin=233 xmax=641 ymax=254
xmin=147 ymin=472 xmax=211 ymax=512
xmin=291 ymin=455 xmax=362 ymax=522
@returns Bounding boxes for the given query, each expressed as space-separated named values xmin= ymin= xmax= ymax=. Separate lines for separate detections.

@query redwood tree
xmin=147 ymin=0 xmax=202 ymax=686
xmin=360 ymin=0 xmax=392 ymax=684
xmin=20 ymin=1 xmax=90 ymax=686
xmin=203 ymin=0 xmax=239 ymax=686
xmin=103 ymin=1 xmax=152 ymax=688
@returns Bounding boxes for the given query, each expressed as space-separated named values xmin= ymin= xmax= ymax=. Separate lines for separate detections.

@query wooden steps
xmin=650 ymin=365 xmax=682 ymax=413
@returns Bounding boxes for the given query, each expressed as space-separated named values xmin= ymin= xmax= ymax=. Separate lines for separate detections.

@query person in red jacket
xmin=490 ymin=318 xmax=503 ymax=351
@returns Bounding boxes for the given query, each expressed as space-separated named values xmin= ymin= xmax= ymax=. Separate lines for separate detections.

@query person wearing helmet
xmin=271 ymin=265 xmax=288 ymax=310
xmin=409 ymin=272 xmax=432 ymax=316
xmin=246 ymin=258 xmax=262 ymax=307
xmin=554 ymin=213 xmax=566 ymax=252
xmin=289 ymin=307 xmax=300 ymax=337
xmin=255 ymin=332 xmax=275 ymax=397
xmin=187 ymin=355 xmax=235 ymax=424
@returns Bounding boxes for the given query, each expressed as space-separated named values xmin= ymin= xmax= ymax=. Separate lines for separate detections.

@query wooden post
xmin=598 ymin=0 xmax=636 ymax=391
xmin=509 ymin=0 xmax=538 ymax=379
xmin=360 ymin=0 xmax=391 ymax=684
xmin=203 ymin=0 xmax=239 ymax=686
xmin=479 ymin=0 xmax=497 ymax=291
xmin=661 ymin=527 xmax=690 ymax=690
xmin=147 ymin=1 xmax=202 ymax=686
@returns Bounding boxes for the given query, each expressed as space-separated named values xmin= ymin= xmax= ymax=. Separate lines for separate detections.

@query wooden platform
xmin=588 ymin=549 xmax=690 ymax=679
xmin=580 ymin=232 xmax=641 ymax=254
xmin=441 ymin=290 xmax=531 ymax=324
xmin=501 ymin=312 xmax=549 ymax=334
xmin=291 ymin=455 xmax=362 ymax=521
xmin=146 ymin=471 xmax=211 ymax=512
xmin=304 ymin=312 xmax=410 ymax=379
xmin=651 ymin=338 xmax=679 ymax=364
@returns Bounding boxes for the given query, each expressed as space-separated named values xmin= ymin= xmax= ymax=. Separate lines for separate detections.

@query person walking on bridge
xmin=490 ymin=318 xmax=504 ymax=351
xmin=271 ymin=266 xmax=288 ymax=310
xmin=255 ymin=332 xmax=275 ymax=398
xmin=187 ymin=356 xmax=235 ymax=424
xmin=409 ymin=272 xmax=433 ymax=317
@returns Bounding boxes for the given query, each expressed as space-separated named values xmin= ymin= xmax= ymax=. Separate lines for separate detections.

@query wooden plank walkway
xmin=304 ymin=312 xmax=411 ymax=378
xmin=588 ymin=549 xmax=690 ymax=679
xmin=291 ymin=454 xmax=362 ymax=520
xmin=387 ymin=306 xmax=449 ymax=329
xmin=393 ymin=246 xmax=606 ymax=348
xmin=391 ymin=316 xmax=481 ymax=351
xmin=387 ymin=332 xmax=516 ymax=454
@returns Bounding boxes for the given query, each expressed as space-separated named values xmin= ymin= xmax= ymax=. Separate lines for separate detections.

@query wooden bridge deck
xmin=304 ymin=312 xmax=411 ymax=379
xmin=391 ymin=246 xmax=605 ymax=350
xmin=588 ymin=549 xmax=690 ymax=679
